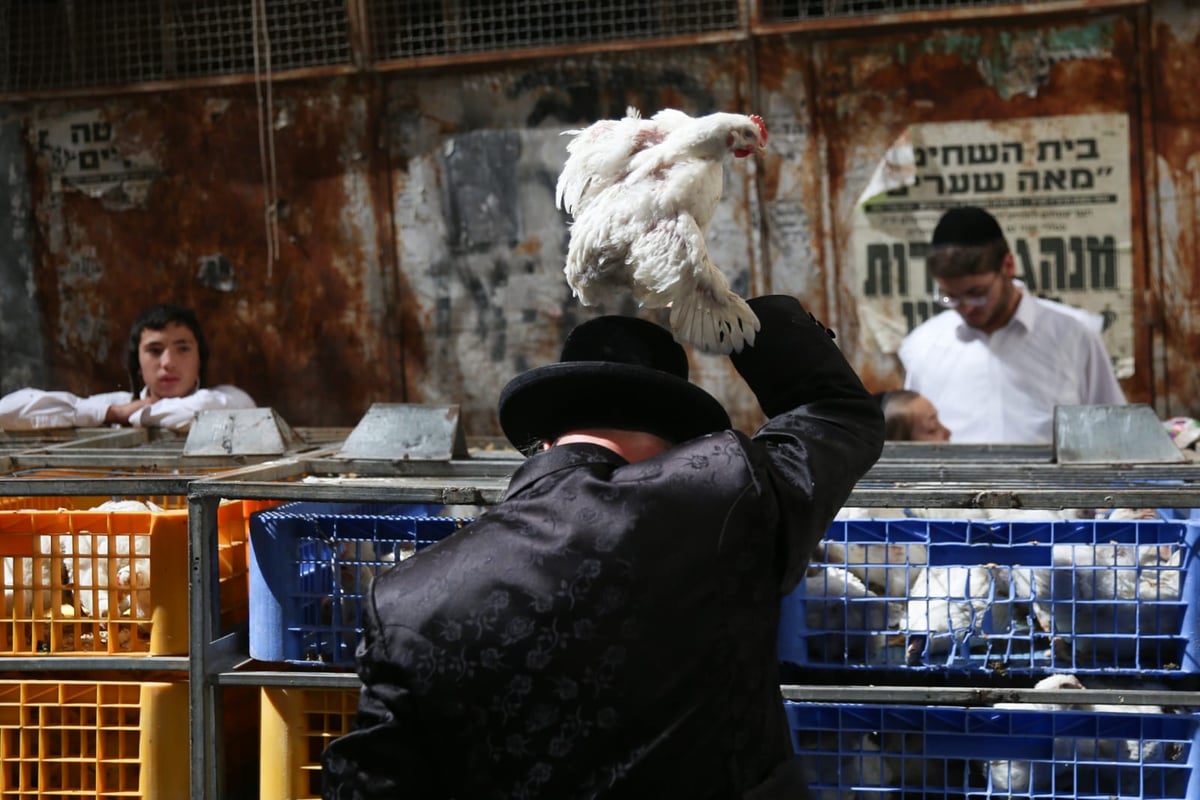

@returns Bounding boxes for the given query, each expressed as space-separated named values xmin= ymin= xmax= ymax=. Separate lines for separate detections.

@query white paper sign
xmin=852 ymin=113 xmax=1134 ymax=378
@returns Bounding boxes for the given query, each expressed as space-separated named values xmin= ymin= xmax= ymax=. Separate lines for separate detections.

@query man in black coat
xmin=322 ymin=295 xmax=884 ymax=799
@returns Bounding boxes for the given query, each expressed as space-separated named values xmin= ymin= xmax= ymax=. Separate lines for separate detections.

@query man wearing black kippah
xmin=898 ymin=205 xmax=1125 ymax=443
xmin=323 ymin=295 xmax=884 ymax=799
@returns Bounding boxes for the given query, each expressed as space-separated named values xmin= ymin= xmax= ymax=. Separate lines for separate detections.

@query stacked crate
xmin=247 ymin=501 xmax=474 ymax=797
xmin=780 ymin=515 xmax=1200 ymax=798
xmin=0 ymin=493 xmax=271 ymax=797
xmin=0 ymin=679 xmax=188 ymax=798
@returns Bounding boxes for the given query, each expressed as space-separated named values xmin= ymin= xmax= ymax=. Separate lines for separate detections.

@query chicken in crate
xmin=248 ymin=502 xmax=474 ymax=666
xmin=786 ymin=694 xmax=1200 ymax=799
xmin=778 ymin=517 xmax=1200 ymax=679
xmin=0 ymin=496 xmax=261 ymax=655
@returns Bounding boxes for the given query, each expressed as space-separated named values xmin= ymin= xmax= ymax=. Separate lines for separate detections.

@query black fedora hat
xmin=498 ymin=315 xmax=730 ymax=452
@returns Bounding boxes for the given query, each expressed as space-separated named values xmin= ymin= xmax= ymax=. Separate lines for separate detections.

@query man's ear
xmin=1001 ymin=251 xmax=1018 ymax=278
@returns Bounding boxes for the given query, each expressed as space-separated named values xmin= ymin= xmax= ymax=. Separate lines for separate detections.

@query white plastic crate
xmin=787 ymin=701 xmax=1200 ymax=799
xmin=780 ymin=518 xmax=1200 ymax=678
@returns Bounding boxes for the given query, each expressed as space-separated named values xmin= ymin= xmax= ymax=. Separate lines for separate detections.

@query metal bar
xmin=863 ymin=462 xmax=1200 ymax=480
xmin=0 ymin=656 xmax=189 ymax=671
xmin=880 ymin=442 xmax=1054 ymax=461
xmin=846 ymin=486 xmax=1200 ymax=508
xmin=188 ymin=457 xmax=315 ymax=485
xmin=189 ymin=478 xmax=507 ymax=505
xmin=216 ymin=668 xmax=363 ymax=689
xmin=188 ymin=494 xmax=223 ymax=800
xmin=752 ymin=0 xmax=1150 ymax=37
xmin=29 ymin=427 xmax=151 ymax=451
xmin=0 ymin=476 xmax=193 ymax=496
xmin=6 ymin=454 xmax=259 ymax=470
xmin=208 ymin=674 xmax=1200 ymax=705
xmin=780 ymin=684 xmax=1200 ymax=708
xmin=304 ymin=456 xmax=521 ymax=477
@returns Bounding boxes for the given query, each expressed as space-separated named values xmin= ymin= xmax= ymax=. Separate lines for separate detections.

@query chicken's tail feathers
xmin=668 ymin=286 xmax=760 ymax=355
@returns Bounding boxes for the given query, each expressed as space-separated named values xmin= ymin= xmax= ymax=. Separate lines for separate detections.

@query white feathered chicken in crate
xmin=986 ymin=673 xmax=1186 ymax=797
xmin=1030 ymin=540 xmax=1182 ymax=665
xmin=555 ymin=107 xmax=767 ymax=354
xmin=2 ymin=500 xmax=155 ymax=626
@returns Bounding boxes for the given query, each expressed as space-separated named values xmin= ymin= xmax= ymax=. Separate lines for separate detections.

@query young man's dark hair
xmin=924 ymin=205 xmax=1010 ymax=279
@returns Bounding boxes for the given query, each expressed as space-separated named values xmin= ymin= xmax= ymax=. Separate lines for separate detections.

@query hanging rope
xmin=252 ymin=0 xmax=280 ymax=280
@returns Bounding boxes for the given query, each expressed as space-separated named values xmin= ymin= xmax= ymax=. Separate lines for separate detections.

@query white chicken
xmin=816 ymin=537 xmax=926 ymax=616
xmin=1030 ymin=541 xmax=1182 ymax=666
xmin=797 ymin=728 xmax=895 ymax=800
xmin=555 ymin=107 xmax=767 ymax=354
xmin=988 ymin=674 xmax=1183 ymax=797
xmin=900 ymin=564 xmax=1014 ymax=666
xmin=987 ymin=673 xmax=1087 ymax=795
xmin=797 ymin=565 xmax=890 ymax=663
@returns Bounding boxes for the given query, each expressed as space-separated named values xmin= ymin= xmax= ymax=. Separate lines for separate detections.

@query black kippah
xmin=931 ymin=206 xmax=1005 ymax=248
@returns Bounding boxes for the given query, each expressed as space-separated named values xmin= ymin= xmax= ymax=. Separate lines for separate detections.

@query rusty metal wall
xmin=755 ymin=7 xmax=1153 ymax=397
xmin=1 ymin=1 xmax=1196 ymax=435
xmin=1146 ymin=1 xmax=1200 ymax=423
xmin=4 ymin=79 xmax=403 ymax=427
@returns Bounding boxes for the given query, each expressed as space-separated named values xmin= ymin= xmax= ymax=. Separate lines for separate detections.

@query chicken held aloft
xmin=556 ymin=107 xmax=767 ymax=354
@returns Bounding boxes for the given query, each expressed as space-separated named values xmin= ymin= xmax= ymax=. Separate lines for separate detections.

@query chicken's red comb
xmin=750 ymin=114 xmax=768 ymax=144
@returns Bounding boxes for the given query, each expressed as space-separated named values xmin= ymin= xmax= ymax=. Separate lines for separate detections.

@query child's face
xmin=138 ymin=322 xmax=201 ymax=399
xmin=909 ymin=395 xmax=951 ymax=442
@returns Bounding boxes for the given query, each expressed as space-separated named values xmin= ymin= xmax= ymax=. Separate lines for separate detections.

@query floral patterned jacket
xmin=322 ymin=296 xmax=884 ymax=799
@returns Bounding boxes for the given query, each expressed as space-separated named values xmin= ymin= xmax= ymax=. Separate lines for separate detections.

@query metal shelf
xmin=0 ymin=423 xmax=354 ymax=800
xmin=0 ymin=656 xmax=189 ymax=671
xmin=187 ymin=453 xmax=518 ymax=798
xmin=780 ymin=684 xmax=1200 ymax=708
xmin=185 ymin=444 xmax=1200 ymax=799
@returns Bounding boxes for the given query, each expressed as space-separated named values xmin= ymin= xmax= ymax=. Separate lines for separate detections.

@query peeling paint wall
xmin=0 ymin=105 xmax=44 ymax=395
xmin=3 ymin=2 xmax=1199 ymax=434
xmin=384 ymin=48 xmax=768 ymax=435
xmin=1149 ymin=1 xmax=1200 ymax=423
xmin=756 ymin=10 xmax=1157 ymax=409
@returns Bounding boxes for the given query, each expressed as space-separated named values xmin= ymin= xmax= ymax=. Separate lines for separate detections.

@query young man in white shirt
xmin=898 ymin=206 xmax=1125 ymax=444
xmin=0 ymin=304 xmax=254 ymax=432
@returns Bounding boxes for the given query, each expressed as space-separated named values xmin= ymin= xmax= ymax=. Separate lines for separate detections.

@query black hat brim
xmin=499 ymin=361 xmax=731 ymax=451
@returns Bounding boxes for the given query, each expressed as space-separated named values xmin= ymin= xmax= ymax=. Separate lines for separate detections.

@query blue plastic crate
xmin=779 ymin=518 xmax=1200 ymax=677
xmin=249 ymin=502 xmax=473 ymax=666
xmin=786 ymin=701 xmax=1200 ymax=799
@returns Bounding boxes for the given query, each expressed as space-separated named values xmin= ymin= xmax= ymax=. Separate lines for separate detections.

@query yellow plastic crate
xmin=0 ymin=679 xmax=188 ymax=798
xmin=260 ymin=687 xmax=357 ymax=800
xmin=0 ymin=499 xmax=274 ymax=655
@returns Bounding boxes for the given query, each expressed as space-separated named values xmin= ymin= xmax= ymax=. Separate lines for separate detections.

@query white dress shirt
xmin=0 ymin=385 xmax=255 ymax=432
xmin=898 ymin=284 xmax=1126 ymax=443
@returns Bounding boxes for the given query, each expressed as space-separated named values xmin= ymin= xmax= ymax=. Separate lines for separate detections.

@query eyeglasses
xmin=935 ymin=272 xmax=1001 ymax=309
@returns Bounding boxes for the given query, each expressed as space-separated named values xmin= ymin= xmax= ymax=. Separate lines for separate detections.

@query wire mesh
xmin=1 ymin=0 xmax=351 ymax=94
xmin=0 ymin=0 xmax=1123 ymax=95
xmin=365 ymin=0 xmax=742 ymax=61
xmin=760 ymin=0 xmax=1090 ymax=21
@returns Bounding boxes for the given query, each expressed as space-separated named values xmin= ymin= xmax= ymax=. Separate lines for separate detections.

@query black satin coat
xmin=322 ymin=296 xmax=884 ymax=799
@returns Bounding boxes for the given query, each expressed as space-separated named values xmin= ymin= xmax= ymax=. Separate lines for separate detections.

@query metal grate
xmin=171 ymin=0 xmax=350 ymax=78
xmin=760 ymin=0 xmax=1085 ymax=21
xmin=366 ymin=0 xmax=742 ymax=61
xmin=0 ymin=0 xmax=1101 ymax=95
xmin=0 ymin=0 xmax=351 ymax=94
xmin=2 ymin=0 xmax=166 ymax=93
